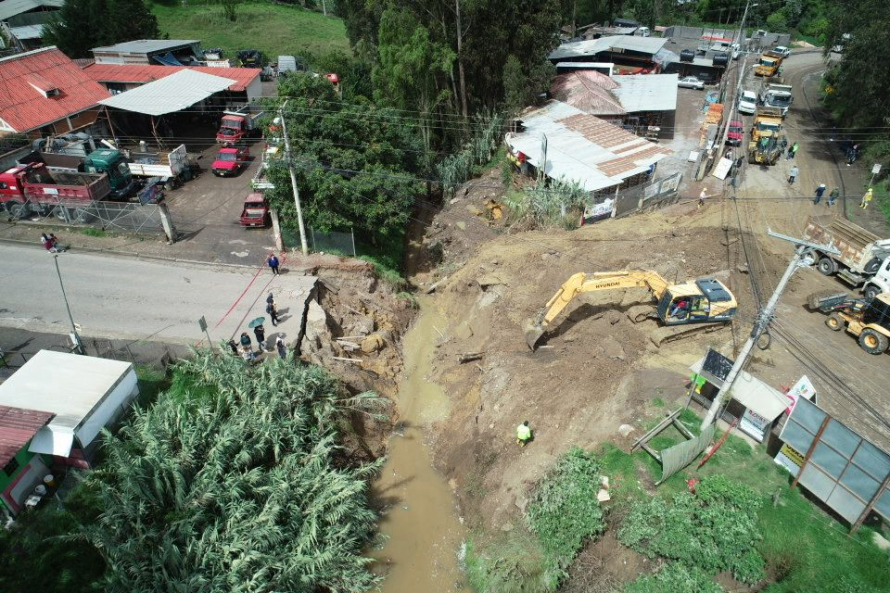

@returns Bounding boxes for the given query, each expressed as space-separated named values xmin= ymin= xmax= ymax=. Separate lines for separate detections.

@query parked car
xmin=240 ymin=193 xmax=270 ymax=228
xmin=726 ymin=120 xmax=744 ymax=146
xmin=212 ymin=146 xmax=250 ymax=177
xmin=678 ymin=76 xmax=705 ymax=90
xmin=738 ymin=90 xmax=758 ymax=115
xmin=771 ymin=46 xmax=791 ymax=59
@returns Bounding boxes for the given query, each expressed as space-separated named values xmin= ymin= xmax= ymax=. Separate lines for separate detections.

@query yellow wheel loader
xmin=524 ymin=270 xmax=738 ymax=350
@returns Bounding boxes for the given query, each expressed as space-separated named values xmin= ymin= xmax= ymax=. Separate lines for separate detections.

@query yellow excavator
xmin=524 ymin=270 xmax=738 ymax=350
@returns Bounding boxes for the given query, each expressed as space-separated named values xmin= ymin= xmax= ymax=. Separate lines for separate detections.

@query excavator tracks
xmin=649 ymin=322 xmax=730 ymax=347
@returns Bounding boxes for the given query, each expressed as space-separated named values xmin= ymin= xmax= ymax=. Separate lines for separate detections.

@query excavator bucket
xmin=524 ymin=319 xmax=546 ymax=350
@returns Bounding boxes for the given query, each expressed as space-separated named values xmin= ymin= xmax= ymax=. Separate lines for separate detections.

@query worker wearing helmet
xmin=861 ymin=188 xmax=874 ymax=209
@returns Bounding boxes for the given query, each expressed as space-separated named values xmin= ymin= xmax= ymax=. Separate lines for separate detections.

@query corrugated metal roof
xmin=99 ymin=69 xmax=236 ymax=115
xmin=91 ymin=39 xmax=199 ymax=54
xmin=690 ymin=357 xmax=790 ymax=421
xmin=551 ymin=71 xmax=625 ymax=116
xmin=0 ymin=0 xmax=63 ymax=21
xmin=549 ymin=36 xmax=668 ymax=61
xmin=84 ymin=63 xmax=260 ymax=92
xmin=506 ymin=100 xmax=671 ymax=192
xmin=0 ymin=405 xmax=53 ymax=467
xmin=611 ymin=74 xmax=679 ymax=112
xmin=0 ymin=350 xmax=132 ymax=431
xmin=0 ymin=46 xmax=110 ymax=132
xmin=8 ymin=23 xmax=44 ymax=40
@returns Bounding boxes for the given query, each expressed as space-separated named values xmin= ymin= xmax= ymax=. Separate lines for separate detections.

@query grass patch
xmin=79 ymin=228 xmax=107 ymax=237
xmin=465 ymin=533 xmax=553 ymax=593
xmin=151 ymin=2 xmax=350 ymax=60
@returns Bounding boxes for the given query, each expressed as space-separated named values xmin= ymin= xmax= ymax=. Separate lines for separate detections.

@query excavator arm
xmin=525 ymin=270 xmax=670 ymax=349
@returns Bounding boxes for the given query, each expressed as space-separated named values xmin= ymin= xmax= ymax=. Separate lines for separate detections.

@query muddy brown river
xmin=370 ymin=299 xmax=467 ymax=592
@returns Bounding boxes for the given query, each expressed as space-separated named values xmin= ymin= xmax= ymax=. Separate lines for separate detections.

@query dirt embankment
xmin=298 ymin=262 xmax=417 ymax=458
xmin=418 ymin=206 xmax=757 ymax=531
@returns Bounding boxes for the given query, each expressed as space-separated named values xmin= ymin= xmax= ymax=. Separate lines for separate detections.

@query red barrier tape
xmin=213 ymin=252 xmax=287 ymax=331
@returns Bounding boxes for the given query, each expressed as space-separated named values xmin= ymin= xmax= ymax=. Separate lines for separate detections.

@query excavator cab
xmin=656 ymin=279 xmax=736 ymax=325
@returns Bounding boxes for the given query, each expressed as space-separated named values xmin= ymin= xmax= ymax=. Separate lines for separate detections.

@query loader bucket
xmin=523 ymin=320 xmax=546 ymax=350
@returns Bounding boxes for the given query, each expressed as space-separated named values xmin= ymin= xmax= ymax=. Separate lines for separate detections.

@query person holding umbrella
xmin=249 ymin=317 xmax=267 ymax=351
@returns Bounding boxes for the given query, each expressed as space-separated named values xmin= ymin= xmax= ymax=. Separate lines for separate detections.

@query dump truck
xmin=803 ymin=215 xmax=890 ymax=294
xmin=810 ymin=291 xmax=890 ymax=355
xmin=0 ymin=162 xmax=111 ymax=219
xmin=760 ymin=83 xmax=793 ymax=117
xmin=755 ymin=54 xmax=782 ymax=77
xmin=123 ymin=144 xmax=188 ymax=178
xmin=524 ymin=270 xmax=738 ymax=349
xmin=750 ymin=110 xmax=783 ymax=143
xmin=217 ymin=104 xmax=264 ymax=145
xmin=20 ymin=148 xmax=135 ymax=199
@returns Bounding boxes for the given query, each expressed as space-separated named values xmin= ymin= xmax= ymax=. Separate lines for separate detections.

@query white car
xmin=678 ymin=76 xmax=705 ymax=90
xmin=738 ymin=91 xmax=758 ymax=115
xmin=771 ymin=46 xmax=791 ymax=58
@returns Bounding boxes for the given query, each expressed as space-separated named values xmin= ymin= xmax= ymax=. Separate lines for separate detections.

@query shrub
xmin=526 ymin=447 xmax=605 ymax=585
xmin=625 ymin=563 xmax=723 ymax=593
xmin=618 ymin=475 xmax=765 ymax=585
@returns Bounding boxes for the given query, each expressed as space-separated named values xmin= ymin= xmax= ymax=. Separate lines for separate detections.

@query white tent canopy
xmin=99 ymin=68 xmax=235 ymax=116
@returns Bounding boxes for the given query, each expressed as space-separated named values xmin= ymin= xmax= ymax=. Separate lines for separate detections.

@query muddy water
xmin=371 ymin=298 xmax=467 ymax=592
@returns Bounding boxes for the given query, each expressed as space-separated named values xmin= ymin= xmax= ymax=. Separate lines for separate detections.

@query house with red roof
xmin=0 ymin=405 xmax=54 ymax=514
xmin=0 ymin=46 xmax=111 ymax=138
xmin=83 ymin=62 xmax=263 ymax=102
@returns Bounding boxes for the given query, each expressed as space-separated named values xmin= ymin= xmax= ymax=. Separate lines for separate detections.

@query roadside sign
xmin=872 ymin=164 xmax=882 ymax=175
xmin=198 ymin=316 xmax=207 ymax=332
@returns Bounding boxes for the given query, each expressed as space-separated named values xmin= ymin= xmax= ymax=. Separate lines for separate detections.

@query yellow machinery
xmin=750 ymin=112 xmax=783 ymax=143
xmin=524 ymin=270 xmax=738 ymax=349
xmin=812 ymin=292 xmax=890 ymax=355
xmin=755 ymin=55 xmax=782 ymax=77
xmin=748 ymin=133 xmax=785 ymax=165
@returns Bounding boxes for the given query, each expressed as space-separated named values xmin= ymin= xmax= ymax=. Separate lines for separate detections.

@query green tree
xmin=373 ymin=7 xmax=455 ymax=154
xmin=267 ymin=73 xmax=426 ymax=243
xmin=80 ymin=353 xmax=385 ymax=593
xmin=44 ymin=0 xmax=158 ymax=58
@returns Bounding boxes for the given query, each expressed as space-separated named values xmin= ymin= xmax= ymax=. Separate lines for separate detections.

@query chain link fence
xmin=6 ymin=200 xmax=170 ymax=236
xmin=280 ymin=227 xmax=357 ymax=256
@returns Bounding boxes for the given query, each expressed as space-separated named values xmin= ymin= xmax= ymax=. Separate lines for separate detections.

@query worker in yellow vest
xmin=516 ymin=421 xmax=533 ymax=446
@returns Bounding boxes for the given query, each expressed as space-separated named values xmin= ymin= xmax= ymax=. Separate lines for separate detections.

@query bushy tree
xmin=267 ymin=73 xmax=426 ymax=243
xmin=79 ymin=353 xmax=385 ymax=593
xmin=44 ymin=0 xmax=158 ymax=58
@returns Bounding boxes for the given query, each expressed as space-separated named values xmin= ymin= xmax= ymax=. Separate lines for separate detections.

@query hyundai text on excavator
xmin=524 ymin=270 xmax=738 ymax=350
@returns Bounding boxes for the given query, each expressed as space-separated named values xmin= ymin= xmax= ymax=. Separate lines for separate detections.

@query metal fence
xmin=281 ymin=227 xmax=356 ymax=256
xmin=12 ymin=201 xmax=169 ymax=236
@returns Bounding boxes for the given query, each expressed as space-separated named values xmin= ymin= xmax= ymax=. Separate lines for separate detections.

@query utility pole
xmin=718 ymin=0 xmax=756 ymax=150
xmin=700 ymin=230 xmax=840 ymax=429
xmin=53 ymin=254 xmax=84 ymax=355
xmin=278 ymin=100 xmax=309 ymax=256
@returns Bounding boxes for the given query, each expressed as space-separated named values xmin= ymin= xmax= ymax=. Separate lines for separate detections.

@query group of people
xmin=812 ymin=184 xmax=841 ymax=207
xmin=228 ymin=293 xmax=287 ymax=363
xmin=39 ymin=233 xmax=64 ymax=253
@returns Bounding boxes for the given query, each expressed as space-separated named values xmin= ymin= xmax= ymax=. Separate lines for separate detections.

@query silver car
xmin=678 ymin=76 xmax=705 ymax=90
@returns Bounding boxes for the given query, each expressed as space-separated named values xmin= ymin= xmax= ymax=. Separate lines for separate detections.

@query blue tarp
xmin=153 ymin=52 xmax=183 ymax=66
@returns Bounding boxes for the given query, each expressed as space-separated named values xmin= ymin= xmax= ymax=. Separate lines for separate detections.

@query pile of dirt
xmin=420 ymin=211 xmax=754 ymax=531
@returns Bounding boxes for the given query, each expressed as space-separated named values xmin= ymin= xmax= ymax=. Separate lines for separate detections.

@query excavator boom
xmin=525 ymin=270 xmax=670 ymax=349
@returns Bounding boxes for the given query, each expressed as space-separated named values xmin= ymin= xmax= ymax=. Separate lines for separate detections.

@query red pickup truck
xmin=0 ymin=163 xmax=111 ymax=219
xmin=212 ymin=146 xmax=250 ymax=177
xmin=240 ymin=193 xmax=270 ymax=228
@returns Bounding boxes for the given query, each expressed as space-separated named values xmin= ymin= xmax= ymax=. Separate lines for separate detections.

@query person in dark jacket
xmin=254 ymin=324 xmax=267 ymax=351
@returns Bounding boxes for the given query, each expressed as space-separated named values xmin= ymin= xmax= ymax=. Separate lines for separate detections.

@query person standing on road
xmin=788 ymin=166 xmax=800 ymax=185
xmin=275 ymin=336 xmax=287 ymax=359
xmin=827 ymin=187 xmax=840 ymax=207
xmin=267 ymin=253 xmax=280 ymax=275
xmin=516 ymin=421 xmax=533 ymax=447
xmin=266 ymin=295 xmax=280 ymax=326
xmin=240 ymin=332 xmax=252 ymax=351
xmin=791 ymin=143 xmax=799 ymax=159
xmin=254 ymin=323 xmax=267 ymax=351
xmin=698 ymin=188 xmax=708 ymax=208
xmin=813 ymin=184 xmax=827 ymax=204
xmin=860 ymin=188 xmax=874 ymax=209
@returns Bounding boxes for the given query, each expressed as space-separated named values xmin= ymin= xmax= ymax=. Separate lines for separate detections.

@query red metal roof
xmin=83 ymin=63 xmax=261 ymax=93
xmin=0 ymin=47 xmax=111 ymax=133
xmin=0 ymin=405 xmax=53 ymax=467
xmin=551 ymin=71 xmax=626 ymax=117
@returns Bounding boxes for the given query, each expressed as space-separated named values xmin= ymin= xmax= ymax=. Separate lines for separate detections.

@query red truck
xmin=0 ymin=163 xmax=111 ymax=219
xmin=212 ymin=146 xmax=251 ymax=177
xmin=216 ymin=104 xmax=264 ymax=145
xmin=725 ymin=120 xmax=744 ymax=146
xmin=240 ymin=193 xmax=270 ymax=228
